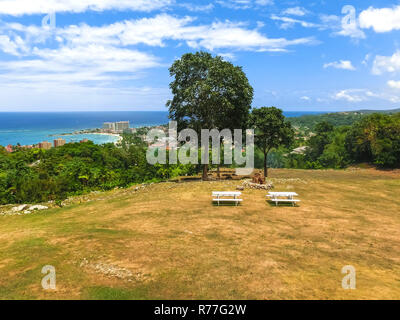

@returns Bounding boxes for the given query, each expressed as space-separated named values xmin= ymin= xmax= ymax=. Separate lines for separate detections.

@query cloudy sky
xmin=0 ymin=0 xmax=400 ymax=111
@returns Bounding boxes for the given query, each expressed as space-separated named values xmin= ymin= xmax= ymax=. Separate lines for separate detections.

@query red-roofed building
xmin=5 ymin=145 xmax=13 ymax=153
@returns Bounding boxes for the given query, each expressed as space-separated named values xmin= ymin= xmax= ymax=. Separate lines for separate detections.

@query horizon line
xmin=0 ymin=108 xmax=399 ymax=113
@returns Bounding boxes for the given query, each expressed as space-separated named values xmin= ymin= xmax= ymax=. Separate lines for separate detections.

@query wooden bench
xmin=212 ymin=192 xmax=242 ymax=206
xmin=267 ymin=192 xmax=301 ymax=207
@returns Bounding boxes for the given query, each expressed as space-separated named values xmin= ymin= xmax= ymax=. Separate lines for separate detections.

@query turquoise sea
xmin=0 ymin=111 xmax=324 ymax=146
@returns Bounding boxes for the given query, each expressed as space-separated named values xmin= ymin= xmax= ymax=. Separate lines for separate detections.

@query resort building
xmin=54 ymin=138 xmax=66 ymax=148
xmin=5 ymin=144 xmax=13 ymax=153
xmin=80 ymin=138 xmax=89 ymax=143
xmin=115 ymin=121 xmax=130 ymax=132
xmin=39 ymin=141 xmax=52 ymax=150
xmin=103 ymin=122 xmax=116 ymax=131
xmin=102 ymin=121 xmax=131 ymax=133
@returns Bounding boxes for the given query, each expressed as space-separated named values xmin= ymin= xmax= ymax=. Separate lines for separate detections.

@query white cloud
xmin=334 ymin=89 xmax=366 ymax=102
xmin=190 ymin=21 xmax=314 ymax=51
xmin=372 ymin=51 xmax=400 ymax=75
xmin=218 ymin=52 xmax=236 ymax=61
xmin=324 ymin=60 xmax=356 ymax=71
xmin=388 ymin=80 xmax=400 ymax=89
xmin=53 ymin=14 xmax=315 ymax=52
xmin=283 ymin=7 xmax=309 ymax=17
xmin=359 ymin=5 xmax=400 ymax=33
xmin=319 ymin=13 xmax=365 ymax=39
xmin=179 ymin=3 xmax=214 ymax=12
xmin=300 ymin=96 xmax=311 ymax=101
xmin=0 ymin=45 xmax=161 ymax=86
xmin=0 ymin=12 xmax=317 ymax=110
xmin=0 ymin=14 xmax=316 ymax=60
xmin=216 ymin=0 xmax=273 ymax=10
xmin=336 ymin=25 xmax=366 ymax=39
xmin=0 ymin=0 xmax=171 ymax=15
xmin=255 ymin=0 xmax=273 ymax=5
xmin=0 ymin=34 xmax=24 ymax=55
xmin=271 ymin=15 xmax=319 ymax=29
xmin=333 ymin=88 xmax=400 ymax=103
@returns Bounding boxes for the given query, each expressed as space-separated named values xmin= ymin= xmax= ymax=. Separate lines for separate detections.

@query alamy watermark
xmin=41 ymin=265 xmax=56 ymax=290
xmin=342 ymin=265 xmax=356 ymax=290
xmin=146 ymin=121 xmax=254 ymax=175
xmin=42 ymin=11 xmax=56 ymax=30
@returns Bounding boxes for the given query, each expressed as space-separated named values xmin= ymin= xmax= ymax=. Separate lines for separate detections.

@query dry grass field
xmin=0 ymin=168 xmax=399 ymax=300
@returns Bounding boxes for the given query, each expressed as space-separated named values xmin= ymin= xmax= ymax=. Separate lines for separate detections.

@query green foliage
xmin=345 ymin=113 xmax=400 ymax=168
xmin=289 ymin=108 xmax=400 ymax=130
xmin=286 ymin=113 xmax=400 ymax=170
xmin=167 ymin=51 xmax=253 ymax=132
xmin=306 ymin=121 xmax=335 ymax=161
xmin=166 ymin=51 xmax=254 ymax=179
xmin=0 ymin=137 xmax=199 ymax=205
xmin=249 ymin=107 xmax=294 ymax=176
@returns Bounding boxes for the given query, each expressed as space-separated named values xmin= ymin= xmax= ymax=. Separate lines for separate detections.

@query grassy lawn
xmin=0 ymin=169 xmax=399 ymax=300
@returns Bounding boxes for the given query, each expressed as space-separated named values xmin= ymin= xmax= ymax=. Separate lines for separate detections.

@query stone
xmin=11 ymin=204 xmax=28 ymax=212
xmin=242 ymin=179 xmax=274 ymax=191
xmin=28 ymin=205 xmax=48 ymax=211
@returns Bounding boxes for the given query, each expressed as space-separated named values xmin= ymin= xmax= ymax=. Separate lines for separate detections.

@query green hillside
xmin=289 ymin=108 xmax=400 ymax=129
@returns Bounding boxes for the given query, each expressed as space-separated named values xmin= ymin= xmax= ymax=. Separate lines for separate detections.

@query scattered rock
xmin=236 ymin=186 xmax=245 ymax=191
xmin=11 ymin=204 xmax=28 ymax=212
xmin=242 ymin=179 xmax=274 ymax=190
xmin=28 ymin=205 xmax=48 ymax=211
xmin=79 ymin=259 xmax=148 ymax=282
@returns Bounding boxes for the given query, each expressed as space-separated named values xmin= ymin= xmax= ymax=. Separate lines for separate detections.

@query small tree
xmin=249 ymin=107 xmax=294 ymax=177
xmin=167 ymin=51 xmax=253 ymax=180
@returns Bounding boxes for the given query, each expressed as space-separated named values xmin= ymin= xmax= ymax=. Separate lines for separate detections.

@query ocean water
xmin=0 ymin=111 xmax=324 ymax=146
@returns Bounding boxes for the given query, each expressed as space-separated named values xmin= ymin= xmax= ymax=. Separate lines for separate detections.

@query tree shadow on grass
xmin=211 ymin=202 xmax=242 ymax=207
xmin=266 ymin=200 xmax=300 ymax=208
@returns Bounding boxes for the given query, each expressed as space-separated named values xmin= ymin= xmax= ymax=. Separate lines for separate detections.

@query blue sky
xmin=0 ymin=0 xmax=400 ymax=112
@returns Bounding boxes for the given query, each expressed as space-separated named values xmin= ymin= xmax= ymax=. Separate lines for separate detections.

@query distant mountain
xmin=353 ymin=108 xmax=400 ymax=114
xmin=289 ymin=108 xmax=400 ymax=129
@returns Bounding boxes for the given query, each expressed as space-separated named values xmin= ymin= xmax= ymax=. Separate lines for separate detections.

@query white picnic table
xmin=212 ymin=191 xmax=243 ymax=206
xmin=267 ymin=192 xmax=300 ymax=206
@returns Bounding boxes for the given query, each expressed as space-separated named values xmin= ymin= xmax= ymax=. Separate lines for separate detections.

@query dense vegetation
xmin=283 ymin=112 xmax=400 ymax=170
xmin=0 ymin=134 xmax=197 ymax=205
xmin=288 ymin=108 xmax=400 ymax=131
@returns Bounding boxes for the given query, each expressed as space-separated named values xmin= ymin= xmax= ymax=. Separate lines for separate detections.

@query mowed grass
xmin=0 ymin=169 xmax=399 ymax=300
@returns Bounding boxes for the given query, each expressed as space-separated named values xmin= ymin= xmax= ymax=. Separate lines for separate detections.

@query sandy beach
xmin=89 ymin=132 xmax=122 ymax=145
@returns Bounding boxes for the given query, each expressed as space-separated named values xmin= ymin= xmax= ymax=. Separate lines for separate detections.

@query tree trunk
xmin=202 ymin=164 xmax=209 ymax=181
xmin=217 ymin=142 xmax=222 ymax=179
xmin=264 ymin=151 xmax=268 ymax=178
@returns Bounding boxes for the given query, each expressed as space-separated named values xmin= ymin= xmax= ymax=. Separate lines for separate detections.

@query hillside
xmin=0 ymin=169 xmax=399 ymax=300
xmin=289 ymin=108 xmax=400 ymax=129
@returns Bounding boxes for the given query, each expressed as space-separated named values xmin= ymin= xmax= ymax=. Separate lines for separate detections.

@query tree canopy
xmin=167 ymin=51 xmax=254 ymax=179
xmin=249 ymin=107 xmax=294 ymax=177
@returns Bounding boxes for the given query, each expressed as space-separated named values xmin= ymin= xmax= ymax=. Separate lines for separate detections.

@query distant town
xmin=4 ymin=121 xmax=140 ymax=153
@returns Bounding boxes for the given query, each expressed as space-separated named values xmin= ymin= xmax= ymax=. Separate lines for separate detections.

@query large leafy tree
xmin=167 ymin=51 xmax=253 ymax=180
xmin=249 ymin=107 xmax=294 ymax=177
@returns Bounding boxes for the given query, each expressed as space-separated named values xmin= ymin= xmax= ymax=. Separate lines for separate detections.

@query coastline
xmin=88 ymin=132 xmax=123 ymax=145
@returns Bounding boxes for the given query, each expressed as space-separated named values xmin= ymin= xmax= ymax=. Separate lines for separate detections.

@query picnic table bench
xmin=212 ymin=191 xmax=243 ymax=206
xmin=267 ymin=192 xmax=300 ymax=207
